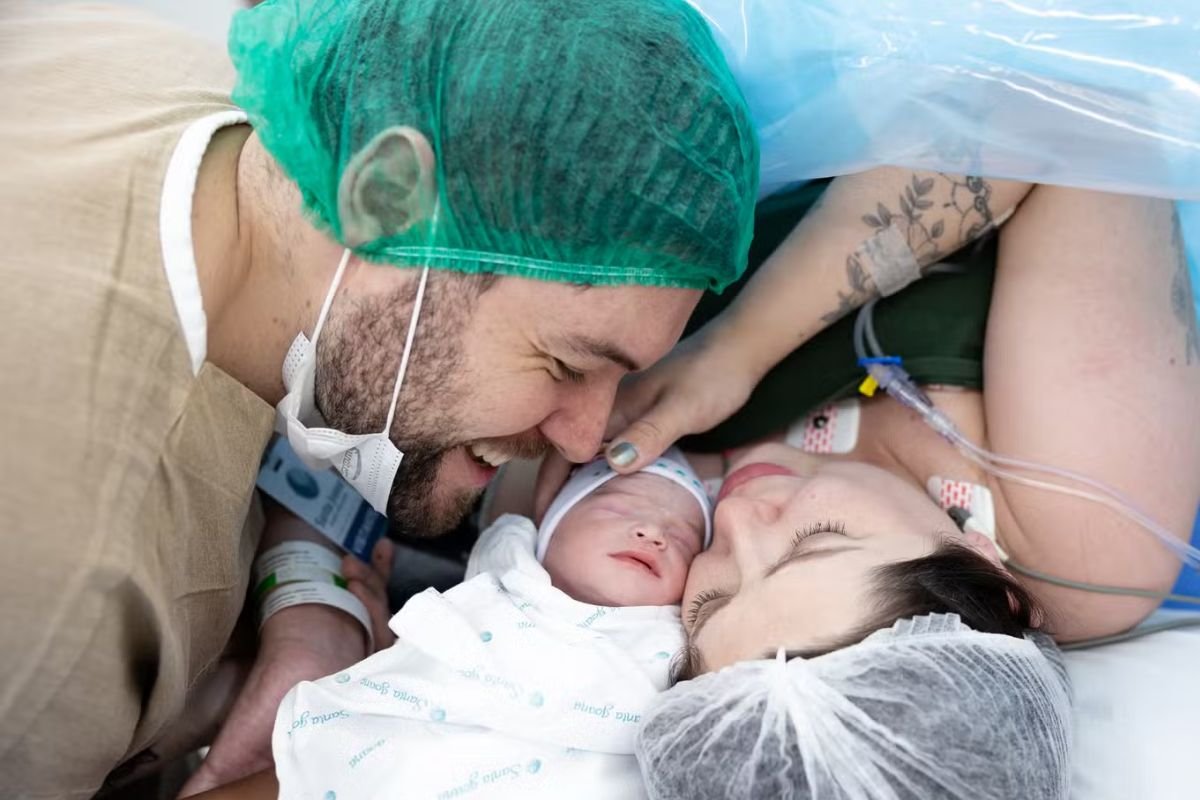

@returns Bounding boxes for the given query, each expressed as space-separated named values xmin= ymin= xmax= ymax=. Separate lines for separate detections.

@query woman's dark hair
xmin=797 ymin=541 xmax=1043 ymax=659
xmin=876 ymin=541 xmax=1039 ymax=633
xmin=674 ymin=541 xmax=1042 ymax=680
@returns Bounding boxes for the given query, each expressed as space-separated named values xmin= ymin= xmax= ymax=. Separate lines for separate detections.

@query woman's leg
xmin=984 ymin=187 xmax=1200 ymax=640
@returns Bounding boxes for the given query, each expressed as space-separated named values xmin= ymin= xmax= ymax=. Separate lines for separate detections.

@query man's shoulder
xmin=1 ymin=2 xmax=236 ymax=105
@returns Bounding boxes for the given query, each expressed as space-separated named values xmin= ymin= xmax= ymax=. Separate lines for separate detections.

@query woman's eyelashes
xmin=687 ymin=522 xmax=847 ymax=631
xmin=791 ymin=520 xmax=847 ymax=550
xmin=686 ymin=588 xmax=726 ymax=627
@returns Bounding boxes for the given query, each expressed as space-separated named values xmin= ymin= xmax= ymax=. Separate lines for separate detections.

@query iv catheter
xmin=853 ymin=298 xmax=1200 ymax=570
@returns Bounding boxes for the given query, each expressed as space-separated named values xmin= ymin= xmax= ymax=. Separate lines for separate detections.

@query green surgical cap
xmin=229 ymin=0 xmax=759 ymax=292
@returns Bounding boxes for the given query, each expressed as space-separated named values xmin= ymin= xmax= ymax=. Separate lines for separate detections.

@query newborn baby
xmin=272 ymin=449 xmax=711 ymax=800
xmin=479 ymin=447 xmax=711 ymax=607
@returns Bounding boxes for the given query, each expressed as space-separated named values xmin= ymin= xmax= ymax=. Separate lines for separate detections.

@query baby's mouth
xmin=609 ymin=551 xmax=660 ymax=577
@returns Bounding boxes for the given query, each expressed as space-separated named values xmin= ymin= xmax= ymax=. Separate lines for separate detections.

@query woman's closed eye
xmin=790 ymin=520 xmax=847 ymax=551
xmin=686 ymin=521 xmax=848 ymax=632
xmin=686 ymin=588 xmax=728 ymax=628
xmin=765 ymin=520 xmax=851 ymax=577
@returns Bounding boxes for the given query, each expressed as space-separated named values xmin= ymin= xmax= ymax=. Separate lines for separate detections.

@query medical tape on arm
xmin=257 ymin=580 xmax=374 ymax=651
xmin=856 ymin=224 xmax=921 ymax=297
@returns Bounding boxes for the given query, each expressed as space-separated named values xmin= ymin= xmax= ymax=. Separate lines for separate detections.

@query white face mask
xmin=275 ymin=248 xmax=431 ymax=514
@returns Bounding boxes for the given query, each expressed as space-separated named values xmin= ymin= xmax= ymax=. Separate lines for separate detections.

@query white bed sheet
xmin=1065 ymin=612 xmax=1200 ymax=800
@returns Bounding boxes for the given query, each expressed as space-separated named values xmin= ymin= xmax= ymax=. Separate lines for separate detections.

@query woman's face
xmin=683 ymin=443 xmax=992 ymax=674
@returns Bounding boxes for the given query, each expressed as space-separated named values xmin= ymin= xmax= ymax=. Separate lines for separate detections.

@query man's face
xmin=317 ymin=268 xmax=699 ymax=535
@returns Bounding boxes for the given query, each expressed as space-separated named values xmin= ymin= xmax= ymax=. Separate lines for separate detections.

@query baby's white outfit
xmin=272 ymin=514 xmax=684 ymax=800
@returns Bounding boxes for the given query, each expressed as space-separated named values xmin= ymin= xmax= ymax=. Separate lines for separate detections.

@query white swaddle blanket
xmin=272 ymin=514 xmax=685 ymax=800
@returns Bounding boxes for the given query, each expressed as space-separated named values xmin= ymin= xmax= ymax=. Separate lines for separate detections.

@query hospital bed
xmin=1065 ymin=615 xmax=1200 ymax=800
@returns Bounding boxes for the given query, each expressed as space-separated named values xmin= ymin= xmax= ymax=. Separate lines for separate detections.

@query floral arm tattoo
xmin=822 ymin=173 xmax=997 ymax=325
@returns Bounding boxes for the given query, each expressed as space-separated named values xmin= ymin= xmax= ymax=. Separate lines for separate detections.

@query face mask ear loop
xmin=380 ymin=204 xmax=441 ymax=437
xmin=381 ymin=263 xmax=431 ymax=437
xmin=311 ymin=248 xmax=354 ymax=346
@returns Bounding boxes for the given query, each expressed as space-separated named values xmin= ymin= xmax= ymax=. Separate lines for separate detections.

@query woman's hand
xmin=604 ymin=323 xmax=763 ymax=473
xmin=531 ymin=325 xmax=758 ymax=518
xmin=542 ymin=168 xmax=1035 ymax=501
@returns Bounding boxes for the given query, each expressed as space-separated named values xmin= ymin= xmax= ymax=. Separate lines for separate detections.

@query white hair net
xmin=636 ymin=614 xmax=1072 ymax=800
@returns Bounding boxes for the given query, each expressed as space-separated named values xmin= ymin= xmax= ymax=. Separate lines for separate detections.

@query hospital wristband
xmin=253 ymin=540 xmax=344 ymax=583
xmin=257 ymin=580 xmax=374 ymax=651
xmin=254 ymin=564 xmax=348 ymax=602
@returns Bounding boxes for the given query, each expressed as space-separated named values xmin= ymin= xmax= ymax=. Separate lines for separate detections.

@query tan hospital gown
xmin=0 ymin=5 xmax=274 ymax=796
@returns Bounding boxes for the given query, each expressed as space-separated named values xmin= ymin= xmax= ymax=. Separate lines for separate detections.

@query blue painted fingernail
xmin=609 ymin=442 xmax=637 ymax=468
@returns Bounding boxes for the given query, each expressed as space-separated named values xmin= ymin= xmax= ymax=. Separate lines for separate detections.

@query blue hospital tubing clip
xmin=857 ymin=356 xmax=903 ymax=367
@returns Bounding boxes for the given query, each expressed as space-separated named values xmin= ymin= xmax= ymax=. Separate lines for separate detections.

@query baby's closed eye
xmin=667 ymin=525 xmax=704 ymax=555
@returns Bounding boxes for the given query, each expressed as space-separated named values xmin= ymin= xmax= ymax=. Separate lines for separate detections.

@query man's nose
xmin=538 ymin=384 xmax=616 ymax=463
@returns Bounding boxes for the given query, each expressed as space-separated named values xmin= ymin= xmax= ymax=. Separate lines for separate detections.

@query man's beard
xmin=314 ymin=272 xmax=558 ymax=535
xmin=383 ymin=443 xmax=479 ymax=536
xmin=314 ymin=277 xmax=481 ymax=536
xmin=384 ymin=428 xmax=552 ymax=536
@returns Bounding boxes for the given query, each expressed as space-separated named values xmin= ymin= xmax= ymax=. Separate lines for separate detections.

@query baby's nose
xmin=633 ymin=526 xmax=667 ymax=549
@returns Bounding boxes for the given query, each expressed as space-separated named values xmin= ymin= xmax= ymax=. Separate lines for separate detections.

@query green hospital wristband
xmin=255 ymin=565 xmax=348 ymax=602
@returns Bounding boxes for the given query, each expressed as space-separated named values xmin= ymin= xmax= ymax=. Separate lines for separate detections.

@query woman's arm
xmin=983 ymin=188 xmax=1200 ymax=641
xmin=704 ymin=168 xmax=1032 ymax=382
xmin=601 ymin=167 xmax=1032 ymax=474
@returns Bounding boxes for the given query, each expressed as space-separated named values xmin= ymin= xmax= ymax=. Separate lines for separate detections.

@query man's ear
xmin=338 ymin=125 xmax=437 ymax=248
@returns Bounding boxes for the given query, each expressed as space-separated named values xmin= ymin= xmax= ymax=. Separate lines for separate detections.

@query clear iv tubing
xmin=853 ymin=299 xmax=1200 ymax=570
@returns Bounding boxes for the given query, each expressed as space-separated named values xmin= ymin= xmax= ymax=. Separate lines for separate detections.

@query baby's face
xmin=542 ymin=473 xmax=706 ymax=607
